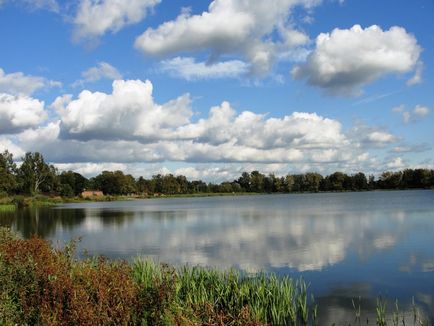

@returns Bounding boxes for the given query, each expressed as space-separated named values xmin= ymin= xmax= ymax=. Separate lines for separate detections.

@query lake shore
xmin=1 ymin=187 xmax=432 ymax=209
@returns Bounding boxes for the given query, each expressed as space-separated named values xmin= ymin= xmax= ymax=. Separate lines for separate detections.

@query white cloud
xmin=349 ymin=123 xmax=397 ymax=148
xmin=0 ymin=77 xmax=417 ymax=175
xmin=160 ymin=57 xmax=249 ymax=80
xmin=292 ymin=25 xmax=422 ymax=96
xmin=13 ymin=78 xmax=399 ymax=168
xmin=393 ymin=104 xmax=430 ymax=124
xmin=413 ymin=105 xmax=430 ymax=118
xmin=73 ymin=62 xmax=122 ymax=87
xmin=73 ymin=0 xmax=161 ymax=41
xmin=0 ymin=68 xmax=61 ymax=96
xmin=56 ymin=79 xmax=193 ymax=141
xmin=135 ymin=0 xmax=320 ymax=77
xmin=407 ymin=61 xmax=423 ymax=86
xmin=367 ymin=131 xmax=396 ymax=144
xmin=386 ymin=157 xmax=405 ymax=170
xmin=0 ymin=138 xmax=25 ymax=158
xmin=55 ymin=162 xmax=127 ymax=177
xmin=0 ymin=93 xmax=47 ymax=134
xmin=176 ymin=102 xmax=347 ymax=151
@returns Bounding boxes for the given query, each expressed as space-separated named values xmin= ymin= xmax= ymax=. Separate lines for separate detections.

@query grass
xmin=133 ymin=260 xmax=317 ymax=325
xmin=0 ymin=204 xmax=15 ymax=212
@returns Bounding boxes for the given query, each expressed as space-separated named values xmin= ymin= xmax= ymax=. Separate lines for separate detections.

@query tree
xmin=0 ymin=150 xmax=17 ymax=195
xmin=237 ymin=172 xmax=251 ymax=192
xmin=18 ymin=152 xmax=56 ymax=195
xmin=303 ymin=173 xmax=323 ymax=192
xmin=378 ymin=171 xmax=402 ymax=189
xmin=94 ymin=170 xmax=136 ymax=195
xmin=284 ymin=175 xmax=294 ymax=192
xmin=352 ymin=172 xmax=368 ymax=190
xmin=250 ymin=171 xmax=265 ymax=193
xmin=325 ymin=172 xmax=347 ymax=191
xmin=59 ymin=171 xmax=88 ymax=196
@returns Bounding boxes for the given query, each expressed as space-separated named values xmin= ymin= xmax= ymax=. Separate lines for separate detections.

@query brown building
xmin=81 ymin=190 xmax=104 ymax=198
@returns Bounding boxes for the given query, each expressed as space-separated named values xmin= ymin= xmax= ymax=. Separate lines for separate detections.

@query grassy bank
xmin=0 ymin=227 xmax=316 ymax=325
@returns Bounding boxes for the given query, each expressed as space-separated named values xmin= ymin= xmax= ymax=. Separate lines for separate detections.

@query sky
xmin=0 ymin=0 xmax=433 ymax=181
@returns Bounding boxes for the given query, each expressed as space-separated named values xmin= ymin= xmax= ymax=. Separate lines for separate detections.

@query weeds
xmin=0 ymin=204 xmax=15 ymax=212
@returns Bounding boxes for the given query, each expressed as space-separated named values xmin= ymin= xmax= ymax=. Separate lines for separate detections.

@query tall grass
xmin=132 ymin=259 xmax=319 ymax=325
xmin=0 ymin=204 xmax=15 ymax=212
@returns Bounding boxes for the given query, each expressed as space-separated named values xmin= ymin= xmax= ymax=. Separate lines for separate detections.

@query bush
xmin=0 ymin=231 xmax=141 ymax=325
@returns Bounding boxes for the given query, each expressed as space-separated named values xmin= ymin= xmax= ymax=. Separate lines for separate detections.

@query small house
xmin=81 ymin=190 xmax=104 ymax=198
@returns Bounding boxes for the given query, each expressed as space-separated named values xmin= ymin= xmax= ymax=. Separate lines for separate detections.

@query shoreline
xmin=1 ymin=188 xmax=433 ymax=208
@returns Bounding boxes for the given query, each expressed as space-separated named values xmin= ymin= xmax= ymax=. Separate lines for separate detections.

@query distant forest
xmin=1 ymin=150 xmax=433 ymax=197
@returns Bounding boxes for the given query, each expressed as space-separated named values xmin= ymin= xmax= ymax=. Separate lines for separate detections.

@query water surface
xmin=1 ymin=190 xmax=434 ymax=323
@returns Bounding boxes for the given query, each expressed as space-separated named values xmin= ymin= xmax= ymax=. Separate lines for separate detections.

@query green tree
xmin=325 ymin=172 xmax=347 ymax=191
xmin=237 ymin=172 xmax=251 ymax=192
xmin=284 ymin=175 xmax=294 ymax=192
xmin=18 ymin=152 xmax=57 ymax=195
xmin=378 ymin=171 xmax=402 ymax=189
xmin=250 ymin=171 xmax=265 ymax=193
xmin=0 ymin=150 xmax=17 ymax=195
xmin=303 ymin=173 xmax=323 ymax=192
xmin=352 ymin=172 xmax=368 ymax=190
xmin=59 ymin=171 xmax=88 ymax=196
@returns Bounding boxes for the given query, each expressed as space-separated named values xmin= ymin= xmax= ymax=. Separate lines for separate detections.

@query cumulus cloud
xmin=0 ymin=93 xmax=47 ymax=134
xmin=386 ymin=157 xmax=406 ymax=170
xmin=292 ymin=25 xmax=422 ymax=96
xmin=72 ymin=62 xmax=122 ymax=87
xmin=0 ymin=77 xmax=412 ymax=176
xmin=393 ymin=104 xmax=430 ymax=123
xmin=5 ymin=78 xmax=398 ymax=169
xmin=0 ymin=137 xmax=25 ymax=158
xmin=73 ymin=0 xmax=161 ymax=41
xmin=56 ymin=79 xmax=193 ymax=142
xmin=55 ymin=162 xmax=127 ymax=177
xmin=176 ymin=102 xmax=347 ymax=151
xmin=135 ymin=0 xmax=320 ymax=77
xmin=160 ymin=57 xmax=249 ymax=80
xmin=0 ymin=68 xmax=61 ymax=96
xmin=349 ymin=123 xmax=397 ymax=148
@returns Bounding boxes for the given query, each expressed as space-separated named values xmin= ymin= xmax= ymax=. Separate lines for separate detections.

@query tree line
xmin=1 ymin=150 xmax=433 ymax=197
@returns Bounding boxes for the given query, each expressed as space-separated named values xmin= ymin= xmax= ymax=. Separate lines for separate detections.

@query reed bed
xmin=133 ymin=259 xmax=317 ymax=325
xmin=0 ymin=204 xmax=15 ymax=212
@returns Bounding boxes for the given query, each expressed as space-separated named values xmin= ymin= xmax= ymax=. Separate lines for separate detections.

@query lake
xmin=1 ymin=190 xmax=434 ymax=324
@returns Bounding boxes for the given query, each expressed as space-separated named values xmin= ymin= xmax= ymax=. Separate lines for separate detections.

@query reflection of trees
xmin=6 ymin=208 xmax=86 ymax=238
xmin=89 ymin=209 xmax=136 ymax=226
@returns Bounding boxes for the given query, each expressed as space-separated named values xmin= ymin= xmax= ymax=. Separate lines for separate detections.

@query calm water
xmin=1 ymin=190 xmax=434 ymax=323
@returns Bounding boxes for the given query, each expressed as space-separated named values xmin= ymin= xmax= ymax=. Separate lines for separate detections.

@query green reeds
xmin=0 ymin=204 xmax=15 ymax=212
xmin=132 ymin=259 xmax=318 ymax=325
xmin=376 ymin=297 xmax=387 ymax=326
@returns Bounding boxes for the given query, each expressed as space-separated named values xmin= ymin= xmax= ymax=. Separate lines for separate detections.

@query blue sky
xmin=0 ymin=0 xmax=433 ymax=181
